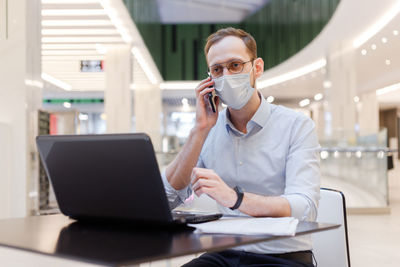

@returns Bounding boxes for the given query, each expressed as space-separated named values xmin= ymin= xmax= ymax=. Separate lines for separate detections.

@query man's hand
xmin=191 ymin=167 xmax=237 ymax=208
xmin=194 ymin=77 xmax=219 ymax=132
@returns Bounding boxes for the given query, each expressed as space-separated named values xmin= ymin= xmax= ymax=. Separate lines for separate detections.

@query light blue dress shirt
xmin=162 ymin=94 xmax=321 ymax=254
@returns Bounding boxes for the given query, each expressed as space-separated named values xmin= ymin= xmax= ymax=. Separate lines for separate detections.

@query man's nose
xmin=222 ymin=66 xmax=231 ymax=76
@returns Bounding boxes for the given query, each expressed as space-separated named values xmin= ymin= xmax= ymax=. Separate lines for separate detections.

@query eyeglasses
xmin=208 ymin=59 xmax=254 ymax=78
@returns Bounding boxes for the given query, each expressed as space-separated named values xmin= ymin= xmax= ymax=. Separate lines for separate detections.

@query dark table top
xmin=0 ymin=214 xmax=339 ymax=266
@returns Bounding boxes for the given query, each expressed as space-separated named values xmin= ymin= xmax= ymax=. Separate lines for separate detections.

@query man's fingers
xmin=194 ymin=186 xmax=212 ymax=198
xmin=191 ymin=168 xmax=217 ymax=184
xmin=192 ymin=179 xmax=218 ymax=191
xmin=195 ymin=80 xmax=214 ymax=97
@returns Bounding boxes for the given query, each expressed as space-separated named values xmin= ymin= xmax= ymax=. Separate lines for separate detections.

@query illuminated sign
xmin=80 ymin=60 xmax=104 ymax=72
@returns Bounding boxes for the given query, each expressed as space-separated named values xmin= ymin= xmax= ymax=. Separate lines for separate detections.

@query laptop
xmin=36 ymin=133 xmax=222 ymax=225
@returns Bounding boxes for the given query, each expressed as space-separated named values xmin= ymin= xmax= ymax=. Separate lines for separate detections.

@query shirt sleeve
xmin=281 ymin=115 xmax=321 ymax=221
xmin=161 ymin=156 xmax=205 ymax=210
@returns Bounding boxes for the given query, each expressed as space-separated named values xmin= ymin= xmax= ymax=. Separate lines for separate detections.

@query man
xmin=162 ymin=27 xmax=320 ymax=267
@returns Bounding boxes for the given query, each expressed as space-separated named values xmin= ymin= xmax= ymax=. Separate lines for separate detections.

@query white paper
xmin=189 ymin=217 xmax=299 ymax=236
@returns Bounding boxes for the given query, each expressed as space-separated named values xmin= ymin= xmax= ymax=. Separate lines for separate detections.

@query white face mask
xmin=213 ymin=72 xmax=255 ymax=110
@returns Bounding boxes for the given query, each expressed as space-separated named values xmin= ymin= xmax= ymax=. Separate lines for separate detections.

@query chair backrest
xmin=312 ymin=188 xmax=351 ymax=267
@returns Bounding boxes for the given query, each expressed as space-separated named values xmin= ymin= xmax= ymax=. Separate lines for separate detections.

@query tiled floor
xmin=346 ymin=161 xmax=400 ymax=267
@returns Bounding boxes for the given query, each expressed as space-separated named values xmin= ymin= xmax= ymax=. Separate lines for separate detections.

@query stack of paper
xmin=189 ymin=217 xmax=299 ymax=236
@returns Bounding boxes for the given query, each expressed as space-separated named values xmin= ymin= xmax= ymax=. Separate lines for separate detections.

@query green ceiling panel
xmin=124 ymin=0 xmax=340 ymax=81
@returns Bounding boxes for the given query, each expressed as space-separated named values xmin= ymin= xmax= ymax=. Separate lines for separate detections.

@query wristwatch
xmin=230 ymin=186 xmax=244 ymax=210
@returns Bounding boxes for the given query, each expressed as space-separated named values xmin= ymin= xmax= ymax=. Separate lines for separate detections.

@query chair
xmin=312 ymin=188 xmax=351 ymax=267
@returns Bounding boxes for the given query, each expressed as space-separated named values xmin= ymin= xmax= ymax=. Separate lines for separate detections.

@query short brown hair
xmin=204 ymin=27 xmax=257 ymax=60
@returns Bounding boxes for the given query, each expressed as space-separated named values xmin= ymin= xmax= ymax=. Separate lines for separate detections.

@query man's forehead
xmin=207 ymin=36 xmax=250 ymax=66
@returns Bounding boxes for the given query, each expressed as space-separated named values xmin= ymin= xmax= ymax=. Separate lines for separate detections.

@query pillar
xmin=0 ymin=0 xmax=42 ymax=218
xmin=323 ymin=44 xmax=358 ymax=145
xmin=104 ymin=45 xmax=132 ymax=133
xmin=358 ymin=91 xmax=379 ymax=136
xmin=132 ymin=56 xmax=162 ymax=151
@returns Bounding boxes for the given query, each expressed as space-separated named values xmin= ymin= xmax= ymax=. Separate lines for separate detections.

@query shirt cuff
xmin=281 ymin=194 xmax=316 ymax=221
xmin=161 ymin=170 xmax=192 ymax=210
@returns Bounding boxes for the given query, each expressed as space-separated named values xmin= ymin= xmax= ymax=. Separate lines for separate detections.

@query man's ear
xmin=254 ymin=57 xmax=264 ymax=79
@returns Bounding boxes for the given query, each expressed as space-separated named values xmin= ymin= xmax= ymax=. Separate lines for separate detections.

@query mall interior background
xmin=1 ymin=0 xmax=400 ymax=266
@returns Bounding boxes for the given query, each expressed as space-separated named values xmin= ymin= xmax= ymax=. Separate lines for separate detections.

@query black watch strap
xmin=230 ymin=186 xmax=244 ymax=210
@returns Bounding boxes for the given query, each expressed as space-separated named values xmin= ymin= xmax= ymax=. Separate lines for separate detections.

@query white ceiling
xmin=42 ymin=0 xmax=400 ymax=111
xmin=257 ymin=0 xmax=400 ymax=108
xmin=157 ymin=0 xmax=268 ymax=23
xmin=41 ymin=0 xmax=160 ymax=95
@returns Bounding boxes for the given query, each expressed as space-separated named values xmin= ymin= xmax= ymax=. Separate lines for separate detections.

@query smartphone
xmin=207 ymin=76 xmax=217 ymax=113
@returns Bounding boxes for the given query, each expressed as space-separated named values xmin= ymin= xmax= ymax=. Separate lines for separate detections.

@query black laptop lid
xmin=36 ymin=133 xmax=173 ymax=223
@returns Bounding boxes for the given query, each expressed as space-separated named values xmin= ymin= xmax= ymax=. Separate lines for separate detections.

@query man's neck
xmin=228 ymin=92 xmax=261 ymax=134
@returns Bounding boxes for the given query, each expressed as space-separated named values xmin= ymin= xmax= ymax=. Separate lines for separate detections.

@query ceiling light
xmin=257 ymin=58 xmax=326 ymax=89
xmin=42 ymin=50 xmax=100 ymax=56
xmin=376 ymin=82 xmax=400 ymax=96
xmin=266 ymin=96 xmax=274 ymax=103
xmin=63 ymin=102 xmax=72 ymax=109
xmin=42 ymin=44 xmax=98 ymax=50
xmin=181 ymin=98 xmax=189 ymax=105
xmin=100 ymin=113 xmax=107 ymax=120
xmin=394 ymin=30 xmax=399 ymax=36
xmin=361 ymin=49 xmax=367 ymax=55
xmin=371 ymin=44 xmax=377 ymax=50
xmin=131 ymin=47 xmax=158 ymax=84
xmin=381 ymin=37 xmax=388 ymax=43
xmin=41 ymin=73 xmax=72 ymax=91
xmin=353 ymin=1 xmax=400 ymax=48
xmin=42 ymin=9 xmax=106 ymax=16
xmin=385 ymin=59 xmax=391 ymax=65
xmin=42 ymin=37 xmax=123 ymax=43
xmin=323 ymin=80 xmax=332 ymax=89
xmin=299 ymin=99 xmax=310 ymax=107
xmin=42 ymin=29 xmax=118 ymax=36
xmin=42 ymin=0 xmax=99 ymax=3
xmin=314 ymin=93 xmax=323 ymax=101
xmin=320 ymin=151 xmax=329 ymax=159
xmin=42 ymin=20 xmax=112 ymax=27
xmin=353 ymin=96 xmax=360 ymax=103
xmin=79 ymin=113 xmax=89 ymax=121
xmin=159 ymin=81 xmax=199 ymax=90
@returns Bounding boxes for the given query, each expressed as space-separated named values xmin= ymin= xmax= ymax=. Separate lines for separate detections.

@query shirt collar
xmin=224 ymin=92 xmax=271 ymax=135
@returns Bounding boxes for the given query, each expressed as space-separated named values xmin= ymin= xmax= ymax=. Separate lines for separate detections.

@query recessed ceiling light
xmin=299 ymin=99 xmax=310 ymax=107
xmin=386 ymin=59 xmax=391 ymax=65
xmin=361 ymin=49 xmax=367 ymax=55
xmin=381 ymin=37 xmax=388 ymax=43
xmin=314 ymin=93 xmax=323 ymax=101
xmin=354 ymin=96 xmax=360 ymax=103
xmin=323 ymin=80 xmax=332 ymax=88
xmin=371 ymin=44 xmax=377 ymax=50
xmin=393 ymin=30 xmax=399 ymax=36
xmin=63 ymin=102 xmax=72 ymax=109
